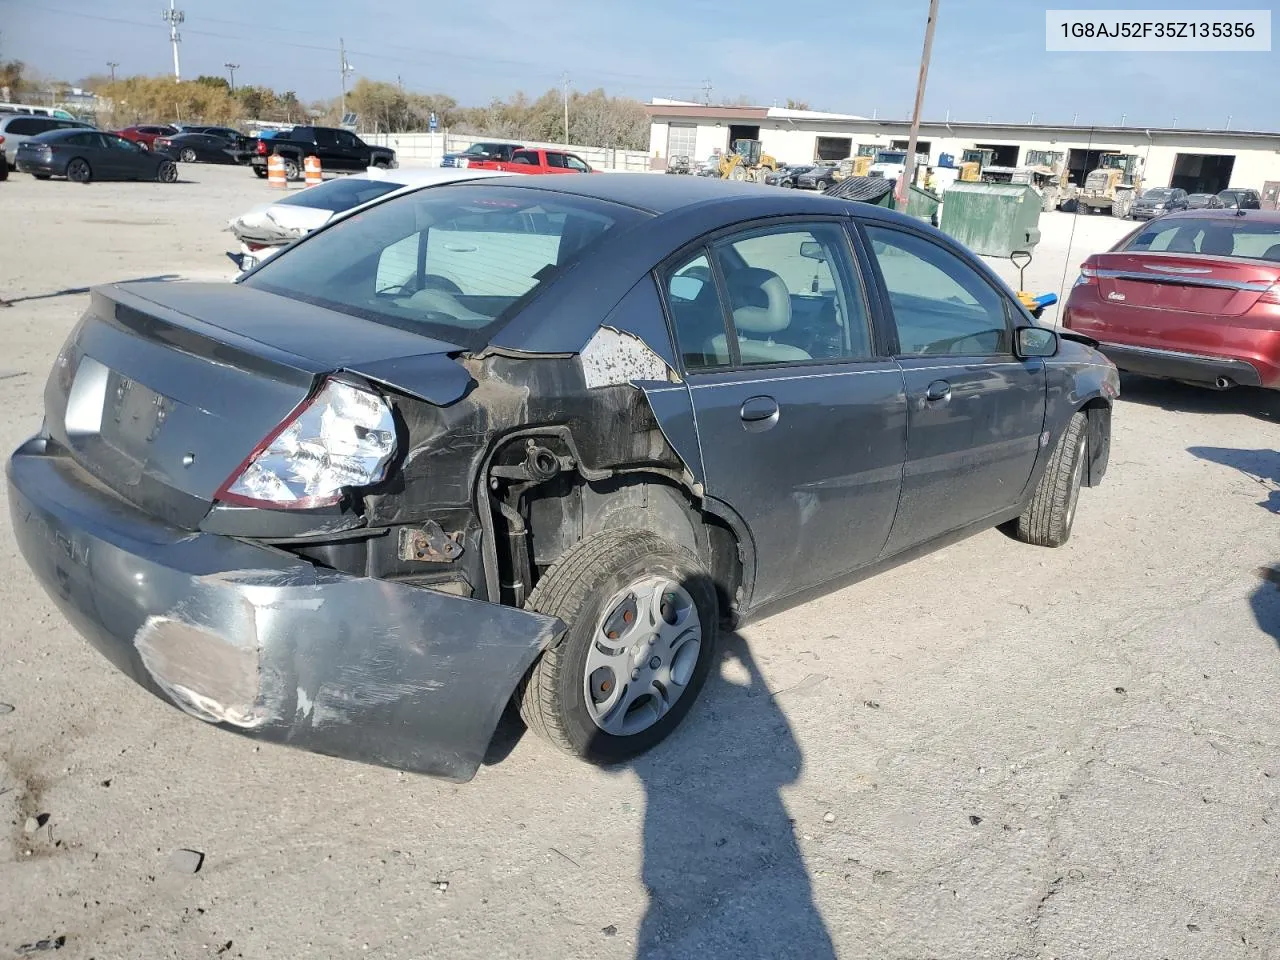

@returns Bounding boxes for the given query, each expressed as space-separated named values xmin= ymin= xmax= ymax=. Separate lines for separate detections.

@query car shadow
xmin=1118 ymin=373 xmax=1280 ymax=423
xmin=1253 ymin=565 xmax=1280 ymax=651
xmin=0 ymin=275 xmax=182 ymax=307
xmin=1187 ymin=446 xmax=1280 ymax=515
xmin=483 ymin=631 xmax=834 ymax=959
xmin=624 ymin=631 xmax=834 ymax=959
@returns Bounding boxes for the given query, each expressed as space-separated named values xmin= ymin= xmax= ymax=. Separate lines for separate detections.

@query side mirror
xmin=799 ymin=240 xmax=826 ymax=261
xmin=1016 ymin=325 xmax=1059 ymax=359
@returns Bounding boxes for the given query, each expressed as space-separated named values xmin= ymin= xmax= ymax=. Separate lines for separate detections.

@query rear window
xmin=1142 ymin=189 xmax=1173 ymax=199
xmin=1123 ymin=218 xmax=1280 ymax=261
xmin=5 ymin=117 xmax=52 ymax=135
xmin=243 ymin=184 xmax=645 ymax=348
xmin=274 ymin=176 xmax=405 ymax=212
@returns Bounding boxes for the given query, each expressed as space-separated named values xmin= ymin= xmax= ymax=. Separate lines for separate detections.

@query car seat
xmin=710 ymin=267 xmax=812 ymax=364
xmin=1199 ymin=228 xmax=1236 ymax=257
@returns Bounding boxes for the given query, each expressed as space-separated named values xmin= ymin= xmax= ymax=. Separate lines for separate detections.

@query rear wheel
xmin=282 ymin=158 xmax=300 ymax=181
xmin=66 ymin=158 xmax=92 ymax=184
xmin=1012 ymin=411 xmax=1088 ymax=548
xmin=518 ymin=529 xmax=719 ymax=765
xmin=179 ymin=148 xmax=197 ymax=163
xmin=157 ymin=160 xmax=178 ymax=183
xmin=815 ymin=180 xmax=828 ymax=193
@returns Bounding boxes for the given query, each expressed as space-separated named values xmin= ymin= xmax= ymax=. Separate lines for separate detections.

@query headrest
xmin=727 ymin=267 xmax=791 ymax=334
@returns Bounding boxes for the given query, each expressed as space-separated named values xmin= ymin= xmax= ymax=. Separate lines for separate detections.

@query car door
xmin=544 ymin=151 xmax=570 ymax=174
xmin=310 ymin=128 xmax=343 ymax=168
xmin=664 ymin=220 xmax=908 ymax=606
xmin=860 ymin=223 xmax=1046 ymax=555
xmin=101 ymin=133 xmax=152 ymax=180
xmin=335 ymin=130 xmax=366 ymax=170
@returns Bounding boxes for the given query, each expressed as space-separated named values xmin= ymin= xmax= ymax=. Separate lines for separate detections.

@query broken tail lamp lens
xmin=217 ymin=379 xmax=396 ymax=509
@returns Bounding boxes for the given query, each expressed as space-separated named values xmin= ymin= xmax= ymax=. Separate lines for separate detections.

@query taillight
xmin=215 ymin=379 xmax=397 ymax=509
xmin=1074 ymin=263 xmax=1098 ymax=287
xmin=0 ymin=135 xmax=5 ymax=146
xmin=1259 ymin=282 xmax=1280 ymax=305
xmin=255 ymin=140 xmax=267 ymax=155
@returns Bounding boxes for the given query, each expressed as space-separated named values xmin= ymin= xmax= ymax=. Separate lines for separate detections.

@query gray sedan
xmin=7 ymin=175 xmax=1118 ymax=781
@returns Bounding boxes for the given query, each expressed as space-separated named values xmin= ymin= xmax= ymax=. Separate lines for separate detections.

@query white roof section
xmin=767 ymin=107 xmax=867 ymax=121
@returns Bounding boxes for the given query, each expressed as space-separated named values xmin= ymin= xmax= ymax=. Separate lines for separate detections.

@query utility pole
xmin=562 ymin=72 xmax=570 ymax=145
xmin=339 ymin=39 xmax=354 ymax=118
xmin=1225 ymin=114 xmax=1232 ymax=130
xmin=161 ymin=0 xmax=184 ymax=82
xmin=224 ymin=62 xmax=238 ymax=92
xmin=107 ymin=61 xmax=119 ymax=82
xmin=898 ymin=0 xmax=939 ymax=209
xmin=1120 ymin=112 xmax=1126 ymax=126
xmin=702 ymin=79 xmax=712 ymax=105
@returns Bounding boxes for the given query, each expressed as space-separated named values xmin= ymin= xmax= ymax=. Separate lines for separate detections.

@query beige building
xmin=646 ymin=99 xmax=1280 ymax=197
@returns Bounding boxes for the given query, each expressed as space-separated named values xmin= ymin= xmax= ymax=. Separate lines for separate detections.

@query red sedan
xmin=112 ymin=124 xmax=179 ymax=150
xmin=1063 ymin=209 xmax=1280 ymax=391
xmin=464 ymin=147 xmax=596 ymax=174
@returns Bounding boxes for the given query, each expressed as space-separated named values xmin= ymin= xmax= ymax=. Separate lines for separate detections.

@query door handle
xmin=739 ymin=395 xmax=780 ymax=432
xmin=924 ymin=379 xmax=952 ymax=402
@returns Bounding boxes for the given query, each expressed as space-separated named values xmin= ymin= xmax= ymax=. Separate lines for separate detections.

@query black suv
xmin=1216 ymin=188 xmax=1262 ymax=210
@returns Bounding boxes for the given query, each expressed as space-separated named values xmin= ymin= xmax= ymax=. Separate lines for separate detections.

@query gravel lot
xmin=1 ymin=166 xmax=1278 ymax=960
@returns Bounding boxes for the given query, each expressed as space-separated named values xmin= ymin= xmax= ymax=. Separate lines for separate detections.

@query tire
xmin=815 ymin=180 xmax=828 ymax=193
xmin=372 ymin=158 xmax=390 ymax=169
xmin=179 ymin=148 xmax=197 ymax=163
xmin=0 ymin=162 xmax=7 ymax=182
xmin=157 ymin=160 xmax=178 ymax=183
xmin=253 ymin=166 xmax=268 ymax=179
xmin=517 ymin=529 xmax=719 ymax=765
xmin=66 ymin=158 xmax=92 ymax=184
xmin=781 ymin=180 xmax=794 ymax=188
xmin=282 ymin=159 xmax=300 ymax=181
xmin=730 ymin=165 xmax=746 ymax=181
xmin=1013 ymin=411 xmax=1088 ymax=548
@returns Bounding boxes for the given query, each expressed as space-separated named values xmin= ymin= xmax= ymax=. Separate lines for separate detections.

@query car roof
xmin=29 ymin=127 xmax=96 ymax=141
xmin=465 ymin=171 xmax=871 ymax=215
xmin=1150 ymin=208 xmax=1280 ymax=223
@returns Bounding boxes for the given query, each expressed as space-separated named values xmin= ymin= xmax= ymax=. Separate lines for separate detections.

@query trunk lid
xmin=46 ymin=282 xmax=470 ymax=529
xmin=1094 ymin=251 xmax=1279 ymax=318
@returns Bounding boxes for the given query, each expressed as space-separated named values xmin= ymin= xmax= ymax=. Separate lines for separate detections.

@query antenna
xmin=161 ymin=0 xmax=184 ymax=81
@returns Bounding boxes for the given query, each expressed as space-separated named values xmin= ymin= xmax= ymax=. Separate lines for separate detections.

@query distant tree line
xmin=2 ymin=58 xmax=655 ymax=150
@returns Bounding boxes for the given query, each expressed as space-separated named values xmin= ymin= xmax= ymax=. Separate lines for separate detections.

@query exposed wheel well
xmin=483 ymin=430 xmax=744 ymax=622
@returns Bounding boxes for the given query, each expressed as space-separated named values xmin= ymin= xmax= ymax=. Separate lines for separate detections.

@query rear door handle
xmin=739 ymin=395 xmax=780 ymax=432
xmin=925 ymin=379 xmax=952 ymax=402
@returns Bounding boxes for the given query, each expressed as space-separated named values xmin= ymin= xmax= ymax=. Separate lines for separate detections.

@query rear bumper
xmin=1095 ymin=341 xmax=1264 ymax=388
xmin=7 ymin=437 xmax=564 ymax=782
xmin=15 ymin=157 xmax=58 ymax=176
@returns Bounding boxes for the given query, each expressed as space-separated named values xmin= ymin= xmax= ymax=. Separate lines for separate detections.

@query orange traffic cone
xmin=304 ymin=155 xmax=322 ymax=187
xmin=267 ymin=154 xmax=287 ymax=189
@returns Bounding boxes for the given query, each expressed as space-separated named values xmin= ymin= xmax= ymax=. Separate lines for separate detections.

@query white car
xmin=227 ymin=166 xmax=509 ymax=272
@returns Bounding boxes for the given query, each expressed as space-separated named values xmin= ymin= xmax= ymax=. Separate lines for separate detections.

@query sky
xmin=1 ymin=0 xmax=1276 ymax=130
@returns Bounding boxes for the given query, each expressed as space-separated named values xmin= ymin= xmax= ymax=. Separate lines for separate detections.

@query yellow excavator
xmin=719 ymin=139 xmax=778 ymax=182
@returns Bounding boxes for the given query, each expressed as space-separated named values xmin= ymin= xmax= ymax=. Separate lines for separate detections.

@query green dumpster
xmin=938 ymin=182 xmax=1041 ymax=257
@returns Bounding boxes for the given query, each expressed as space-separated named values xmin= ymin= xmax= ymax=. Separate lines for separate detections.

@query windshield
xmin=463 ymin=143 xmax=502 ymax=156
xmin=875 ymin=151 xmax=907 ymax=164
xmin=1123 ymin=218 xmax=1280 ymax=261
xmin=275 ymin=177 xmax=405 ymax=212
xmin=243 ymin=184 xmax=645 ymax=349
xmin=1142 ymin=189 xmax=1173 ymax=200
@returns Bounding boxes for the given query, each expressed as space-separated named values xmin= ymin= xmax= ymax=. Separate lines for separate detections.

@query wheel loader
xmin=719 ymin=139 xmax=778 ymax=183
xmin=1078 ymin=153 xmax=1143 ymax=217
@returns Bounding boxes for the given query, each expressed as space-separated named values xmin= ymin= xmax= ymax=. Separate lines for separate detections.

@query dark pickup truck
xmin=248 ymin=126 xmax=397 ymax=180
xmin=440 ymin=141 xmax=524 ymax=168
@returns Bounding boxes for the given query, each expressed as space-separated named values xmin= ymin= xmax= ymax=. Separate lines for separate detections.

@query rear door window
xmin=545 ymin=152 xmax=567 ymax=168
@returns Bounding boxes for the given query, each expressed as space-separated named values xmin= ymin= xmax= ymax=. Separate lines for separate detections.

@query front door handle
xmin=925 ymin=379 xmax=952 ymax=402
xmin=739 ymin=395 xmax=780 ymax=432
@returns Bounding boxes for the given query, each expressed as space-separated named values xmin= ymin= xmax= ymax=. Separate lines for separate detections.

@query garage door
xmin=667 ymin=124 xmax=697 ymax=161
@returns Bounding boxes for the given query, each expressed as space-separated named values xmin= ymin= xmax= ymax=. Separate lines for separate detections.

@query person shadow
xmin=1253 ymin=564 xmax=1280 ymax=651
xmin=624 ymin=630 xmax=835 ymax=960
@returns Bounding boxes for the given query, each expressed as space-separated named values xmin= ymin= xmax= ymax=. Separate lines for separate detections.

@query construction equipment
xmin=958 ymin=147 xmax=995 ymax=182
xmin=1078 ymin=153 xmax=1143 ymax=217
xmin=718 ymin=139 xmax=778 ymax=182
xmin=982 ymin=151 xmax=1071 ymax=211
xmin=838 ymin=155 xmax=872 ymax=178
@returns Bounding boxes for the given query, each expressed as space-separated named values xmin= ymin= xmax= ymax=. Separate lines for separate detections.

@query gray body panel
xmin=8 ymin=439 xmax=563 ymax=782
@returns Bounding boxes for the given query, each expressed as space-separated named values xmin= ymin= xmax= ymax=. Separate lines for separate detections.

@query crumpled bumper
xmin=7 ymin=437 xmax=565 ymax=782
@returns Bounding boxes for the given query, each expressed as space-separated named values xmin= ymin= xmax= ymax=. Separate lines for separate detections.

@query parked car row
xmin=1129 ymin=186 xmax=1263 ymax=220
